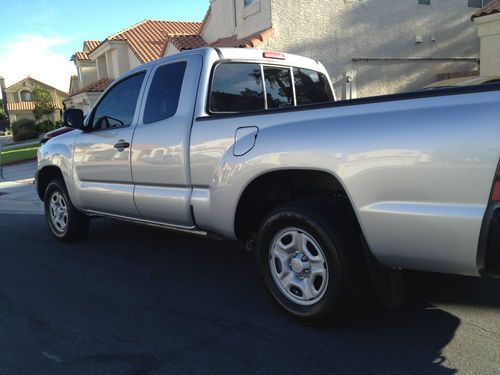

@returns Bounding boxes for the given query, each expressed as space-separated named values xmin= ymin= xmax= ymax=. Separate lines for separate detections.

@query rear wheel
xmin=44 ymin=179 xmax=89 ymax=242
xmin=256 ymin=199 xmax=367 ymax=323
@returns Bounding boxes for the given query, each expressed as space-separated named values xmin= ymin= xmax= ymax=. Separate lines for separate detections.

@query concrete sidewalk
xmin=0 ymin=161 xmax=43 ymax=215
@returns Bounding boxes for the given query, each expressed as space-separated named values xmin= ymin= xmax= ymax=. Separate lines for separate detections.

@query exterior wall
xmin=5 ymin=91 xmax=17 ymax=103
xmin=69 ymin=76 xmax=79 ymax=94
xmin=64 ymin=92 xmax=101 ymax=112
xmin=164 ymin=43 xmax=180 ymax=57
xmin=105 ymin=51 xmax=114 ymax=79
xmin=103 ymin=46 xmax=132 ymax=79
xmin=127 ymin=49 xmax=141 ymax=70
xmin=96 ymin=54 xmax=108 ymax=80
xmin=4 ymin=78 xmax=68 ymax=123
xmin=9 ymin=110 xmax=60 ymax=123
xmin=76 ymin=61 xmax=98 ymax=88
xmin=474 ymin=13 xmax=500 ymax=76
xmin=235 ymin=0 xmax=272 ymax=38
xmin=202 ymin=0 xmax=272 ymax=43
xmin=92 ymin=43 xmax=139 ymax=80
xmin=5 ymin=79 xmax=68 ymax=105
xmin=263 ymin=0 xmax=480 ymax=98
xmin=201 ymin=1 xmax=236 ymax=44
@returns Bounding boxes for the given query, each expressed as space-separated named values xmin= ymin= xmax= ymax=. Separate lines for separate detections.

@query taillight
xmin=263 ymin=51 xmax=286 ymax=60
xmin=492 ymin=168 xmax=500 ymax=201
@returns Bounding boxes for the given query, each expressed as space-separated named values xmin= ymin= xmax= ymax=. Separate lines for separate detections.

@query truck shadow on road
xmin=4 ymin=217 xmax=500 ymax=373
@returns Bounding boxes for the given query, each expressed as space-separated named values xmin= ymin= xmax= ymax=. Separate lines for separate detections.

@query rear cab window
xmin=209 ymin=62 xmax=333 ymax=114
xmin=293 ymin=68 xmax=334 ymax=105
xmin=143 ymin=61 xmax=187 ymax=124
xmin=209 ymin=63 xmax=264 ymax=113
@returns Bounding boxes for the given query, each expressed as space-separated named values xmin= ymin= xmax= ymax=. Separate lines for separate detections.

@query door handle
xmin=114 ymin=140 xmax=130 ymax=151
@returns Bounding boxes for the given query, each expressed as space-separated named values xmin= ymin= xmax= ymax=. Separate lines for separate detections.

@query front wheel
xmin=256 ymin=199 xmax=367 ymax=323
xmin=44 ymin=179 xmax=90 ymax=242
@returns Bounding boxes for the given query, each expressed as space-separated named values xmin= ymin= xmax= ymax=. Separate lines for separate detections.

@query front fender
xmin=36 ymin=132 xmax=81 ymax=207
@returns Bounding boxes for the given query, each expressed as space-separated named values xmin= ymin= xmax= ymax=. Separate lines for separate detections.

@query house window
xmin=20 ymin=90 xmax=31 ymax=101
xmin=468 ymin=0 xmax=494 ymax=7
xmin=418 ymin=0 xmax=430 ymax=4
xmin=243 ymin=0 xmax=260 ymax=17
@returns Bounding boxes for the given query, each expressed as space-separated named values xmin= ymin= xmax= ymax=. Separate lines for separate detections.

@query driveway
xmin=0 ymin=162 xmax=499 ymax=374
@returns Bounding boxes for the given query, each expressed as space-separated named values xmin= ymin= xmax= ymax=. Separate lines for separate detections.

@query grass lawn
xmin=0 ymin=144 xmax=39 ymax=165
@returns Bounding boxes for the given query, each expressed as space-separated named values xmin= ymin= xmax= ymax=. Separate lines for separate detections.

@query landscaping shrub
xmin=36 ymin=119 xmax=55 ymax=133
xmin=11 ymin=118 xmax=39 ymax=142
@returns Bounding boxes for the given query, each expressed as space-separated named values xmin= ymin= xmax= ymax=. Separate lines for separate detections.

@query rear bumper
xmin=478 ymin=202 xmax=500 ymax=277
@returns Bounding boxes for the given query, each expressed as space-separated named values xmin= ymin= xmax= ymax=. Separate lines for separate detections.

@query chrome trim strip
xmin=84 ymin=209 xmax=208 ymax=236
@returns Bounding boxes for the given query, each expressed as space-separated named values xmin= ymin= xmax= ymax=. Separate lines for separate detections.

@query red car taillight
xmin=492 ymin=168 xmax=500 ymax=201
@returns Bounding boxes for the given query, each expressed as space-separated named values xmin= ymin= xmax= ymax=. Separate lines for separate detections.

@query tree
xmin=32 ymin=86 xmax=55 ymax=122
xmin=0 ymin=99 xmax=6 ymax=121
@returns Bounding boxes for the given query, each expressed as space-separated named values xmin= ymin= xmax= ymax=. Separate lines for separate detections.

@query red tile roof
xmin=167 ymin=35 xmax=207 ymax=52
xmin=73 ymin=52 xmax=90 ymax=61
xmin=94 ymin=20 xmax=201 ymax=63
xmin=472 ymin=0 xmax=500 ymax=19
xmin=83 ymin=40 xmax=101 ymax=52
xmin=72 ymin=40 xmax=101 ymax=62
xmin=7 ymin=100 xmax=62 ymax=111
xmin=209 ymin=28 xmax=273 ymax=48
xmin=70 ymin=78 xmax=113 ymax=97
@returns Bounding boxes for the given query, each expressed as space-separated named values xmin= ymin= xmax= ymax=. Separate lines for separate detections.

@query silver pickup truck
xmin=36 ymin=48 xmax=500 ymax=323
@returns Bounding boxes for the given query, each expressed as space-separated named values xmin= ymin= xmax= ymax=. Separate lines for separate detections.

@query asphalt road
xmin=0 ymin=213 xmax=499 ymax=374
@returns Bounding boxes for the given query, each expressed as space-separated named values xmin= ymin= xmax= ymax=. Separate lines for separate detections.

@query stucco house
xmin=472 ymin=0 xmax=500 ymax=76
xmin=0 ymin=76 xmax=67 ymax=123
xmin=65 ymin=20 xmax=201 ymax=111
xmin=164 ymin=0 xmax=488 ymax=99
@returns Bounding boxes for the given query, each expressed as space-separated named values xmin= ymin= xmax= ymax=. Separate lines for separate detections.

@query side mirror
xmin=63 ymin=109 xmax=85 ymax=129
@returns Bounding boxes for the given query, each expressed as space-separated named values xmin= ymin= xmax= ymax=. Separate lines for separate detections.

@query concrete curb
xmin=0 ymin=140 xmax=40 ymax=180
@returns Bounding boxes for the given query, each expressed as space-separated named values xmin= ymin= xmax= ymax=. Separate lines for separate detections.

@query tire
xmin=256 ymin=198 xmax=367 ymax=324
xmin=44 ymin=178 xmax=90 ymax=242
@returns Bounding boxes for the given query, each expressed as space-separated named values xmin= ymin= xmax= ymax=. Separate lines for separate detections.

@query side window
xmin=143 ymin=62 xmax=186 ymax=124
xmin=91 ymin=72 xmax=145 ymax=130
xmin=263 ymin=66 xmax=293 ymax=109
xmin=293 ymin=68 xmax=334 ymax=105
xmin=209 ymin=63 xmax=264 ymax=113
xmin=20 ymin=90 xmax=32 ymax=101
xmin=468 ymin=0 xmax=493 ymax=7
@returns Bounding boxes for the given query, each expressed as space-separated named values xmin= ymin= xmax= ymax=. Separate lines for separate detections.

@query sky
xmin=0 ymin=0 xmax=208 ymax=97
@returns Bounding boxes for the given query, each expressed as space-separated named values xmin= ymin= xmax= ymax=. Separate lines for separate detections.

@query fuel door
xmin=233 ymin=126 xmax=259 ymax=156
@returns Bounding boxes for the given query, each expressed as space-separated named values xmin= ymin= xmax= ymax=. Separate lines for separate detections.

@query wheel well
xmin=234 ymin=170 xmax=357 ymax=242
xmin=36 ymin=166 xmax=63 ymax=200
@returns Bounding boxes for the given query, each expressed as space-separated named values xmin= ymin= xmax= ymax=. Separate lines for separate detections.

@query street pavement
xmin=0 ymin=161 xmax=42 ymax=215
xmin=0 ymin=162 xmax=500 ymax=374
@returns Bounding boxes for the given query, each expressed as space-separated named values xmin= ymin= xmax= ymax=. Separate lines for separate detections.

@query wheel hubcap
xmin=269 ymin=228 xmax=329 ymax=306
xmin=49 ymin=191 xmax=68 ymax=233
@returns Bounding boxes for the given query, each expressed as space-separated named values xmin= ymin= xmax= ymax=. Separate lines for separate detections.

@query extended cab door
xmin=73 ymin=71 xmax=147 ymax=217
xmin=131 ymin=55 xmax=202 ymax=227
